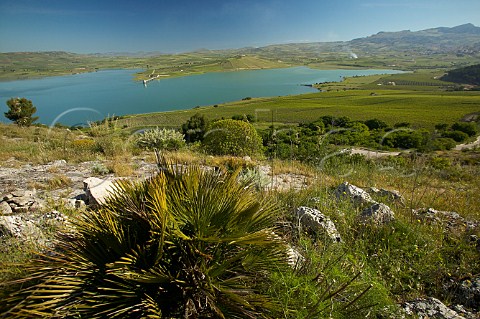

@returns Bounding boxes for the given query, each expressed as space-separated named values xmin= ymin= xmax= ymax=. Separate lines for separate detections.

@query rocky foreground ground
xmin=1 ymin=158 xmax=479 ymax=318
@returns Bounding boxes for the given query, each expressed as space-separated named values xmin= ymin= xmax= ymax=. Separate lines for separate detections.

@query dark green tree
xmin=4 ymin=97 xmax=39 ymax=126
xmin=181 ymin=113 xmax=208 ymax=143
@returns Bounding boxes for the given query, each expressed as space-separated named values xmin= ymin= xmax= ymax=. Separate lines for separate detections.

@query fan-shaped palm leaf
xmin=1 ymin=158 xmax=288 ymax=318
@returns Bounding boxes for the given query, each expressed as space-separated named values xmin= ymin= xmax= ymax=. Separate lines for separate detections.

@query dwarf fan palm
xmin=1 ymin=159 xmax=288 ymax=318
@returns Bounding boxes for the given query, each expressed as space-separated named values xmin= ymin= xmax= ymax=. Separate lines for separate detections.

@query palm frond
xmin=1 ymin=157 xmax=289 ymax=318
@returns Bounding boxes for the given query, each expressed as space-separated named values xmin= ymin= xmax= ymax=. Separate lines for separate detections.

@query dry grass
xmin=47 ymin=174 xmax=72 ymax=189
xmin=269 ymin=159 xmax=317 ymax=176
xmin=106 ymin=156 xmax=135 ymax=177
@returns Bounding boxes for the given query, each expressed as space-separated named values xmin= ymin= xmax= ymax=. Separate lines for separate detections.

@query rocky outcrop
xmin=413 ymin=208 xmax=478 ymax=231
xmin=295 ymin=206 xmax=341 ymax=242
xmin=1 ymin=190 xmax=45 ymax=214
xmin=0 ymin=214 xmax=38 ymax=238
xmin=402 ymin=297 xmax=466 ymax=319
xmin=0 ymin=210 xmax=69 ymax=243
xmin=443 ymin=276 xmax=480 ymax=311
xmin=368 ymin=187 xmax=405 ymax=204
xmin=83 ymin=177 xmax=116 ymax=207
xmin=0 ymin=201 xmax=12 ymax=215
xmin=360 ymin=203 xmax=395 ymax=225
xmin=336 ymin=182 xmax=395 ymax=225
xmin=335 ymin=182 xmax=375 ymax=205
xmin=257 ymin=165 xmax=311 ymax=191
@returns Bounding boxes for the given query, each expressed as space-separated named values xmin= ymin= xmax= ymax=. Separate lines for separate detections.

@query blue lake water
xmin=0 ymin=67 xmax=403 ymax=126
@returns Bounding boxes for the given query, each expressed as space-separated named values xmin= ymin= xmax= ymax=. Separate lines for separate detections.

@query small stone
xmin=23 ymin=190 xmax=36 ymax=198
xmin=0 ymin=215 xmax=39 ymax=238
xmin=401 ymin=297 xmax=465 ymax=319
xmin=2 ymin=194 xmax=13 ymax=201
xmin=335 ymin=182 xmax=376 ymax=205
xmin=296 ymin=206 xmax=342 ymax=242
xmin=360 ymin=203 xmax=395 ymax=225
xmin=11 ymin=190 xmax=25 ymax=197
xmin=41 ymin=210 xmax=67 ymax=222
xmin=51 ymin=159 xmax=67 ymax=167
xmin=369 ymin=187 xmax=405 ymax=204
xmin=29 ymin=201 xmax=45 ymax=212
xmin=13 ymin=206 xmax=29 ymax=214
xmin=9 ymin=196 xmax=32 ymax=207
xmin=83 ymin=177 xmax=116 ymax=207
xmin=0 ymin=201 xmax=13 ymax=215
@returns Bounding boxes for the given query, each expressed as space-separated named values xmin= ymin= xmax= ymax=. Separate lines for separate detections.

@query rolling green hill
xmin=441 ymin=63 xmax=480 ymax=85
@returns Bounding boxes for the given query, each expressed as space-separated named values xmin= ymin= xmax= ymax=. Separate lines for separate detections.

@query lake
xmin=0 ymin=67 xmax=403 ymax=126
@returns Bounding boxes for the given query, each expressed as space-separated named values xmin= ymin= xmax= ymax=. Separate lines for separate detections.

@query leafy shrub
xmin=94 ymin=135 xmax=126 ymax=157
xmin=136 ymin=127 xmax=185 ymax=151
xmin=238 ymin=167 xmax=270 ymax=190
xmin=451 ymin=122 xmax=477 ymax=137
xmin=299 ymin=120 xmax=325 ymax=135
xmin=434 ymin=123 xmax=449 ymax=131
xmin=1 ymin=160 xmax=288 ymax=318
xmin=429 ymin=156 xmax=452 ymax=169
xmin=181 ymin=113 xmax=208 ymax=143
xmin=232 ymin=114 xmax=256 ymax=122
xmin=364 ymin=118 xmax=388 ymax=130
xmin=442 ymin=130 xmax=469 ymax=142
xmin=91 ymin=162 xmax=110 ymax=175
xmin=430 ymin=137 xmax=457 ymax=150
xmin=203 ymin=119 xmax=263 ymax=156
xmin=382 ymin=130 xmax=429 ymax=149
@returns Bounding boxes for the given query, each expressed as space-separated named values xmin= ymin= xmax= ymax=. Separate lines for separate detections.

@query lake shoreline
xmin=0 ymin=67 xmax=404 ymax=126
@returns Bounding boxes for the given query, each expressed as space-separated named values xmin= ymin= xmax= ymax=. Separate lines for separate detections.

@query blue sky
xmin=1 ymin=0 xmax=479 ymax=53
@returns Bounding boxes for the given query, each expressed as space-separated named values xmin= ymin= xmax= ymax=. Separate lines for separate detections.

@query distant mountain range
xmin=349 ymin=23 xmax=480 ymax=54
xmin=2 ymin=23 xmax=479 ymax=58
xmin=233 ymin=23 xmax=480 ymax=58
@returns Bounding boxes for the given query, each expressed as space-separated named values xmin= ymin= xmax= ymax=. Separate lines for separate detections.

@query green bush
xmin=203 ymin=119 xmax=263 ymax=156
xmin=1 ymin=160 xmax=288 ymax=318
xmin=364 ymin=118 xmax=388 ymax=130
xmin=451 ymin=122 xmax=477 ymax=137
xmin=430 ymin=137 xmax=457 ymax=150
xmin=232 ymin=114 xmax=256 ymax=122
xmin=442 ymin=130 xmax=469 ymax=142
xmin=181 ymin=113 xmax=208 ymax=143
xmin=136 ymin=127 xmax=185 ymax=151
xmin=382 ymin=129 xmax=429 ymax=149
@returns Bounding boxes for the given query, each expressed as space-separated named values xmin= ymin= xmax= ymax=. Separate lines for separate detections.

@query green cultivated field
xmin=119 ymin=88 xmax=480 ymax=131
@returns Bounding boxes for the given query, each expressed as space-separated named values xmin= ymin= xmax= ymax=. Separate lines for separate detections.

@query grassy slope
xmin=137 ymin=55 xmax=289 ymax=80
xmin=0 ymin=52 xmax=289 ymax=82
xmin=119 ymin=87 xmax=480 ymax=131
